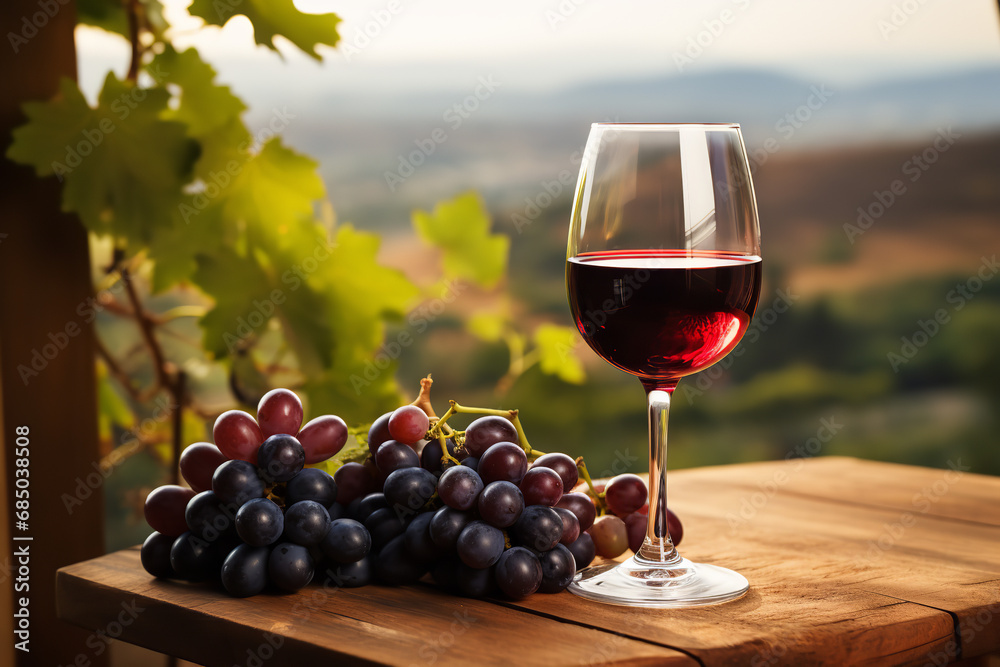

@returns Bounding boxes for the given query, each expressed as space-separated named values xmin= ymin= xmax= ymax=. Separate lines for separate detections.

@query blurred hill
xmin=255 ymin=65 xmax=1000 ymax=228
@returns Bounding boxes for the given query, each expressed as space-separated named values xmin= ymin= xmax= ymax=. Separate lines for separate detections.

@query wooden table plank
xmin=55 ymin=458 xmax=1000 ymax=666
xmin=57 ymin=548 xmax=695 ymax=667
xmin=681 ymin=456 xmax=1000 ymax=527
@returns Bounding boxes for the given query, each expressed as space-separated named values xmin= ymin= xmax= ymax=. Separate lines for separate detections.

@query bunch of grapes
xmin=140 ymin=385 xmax=684 ymax=601
xmin=140 ymin=389 xmax=363 ymax=596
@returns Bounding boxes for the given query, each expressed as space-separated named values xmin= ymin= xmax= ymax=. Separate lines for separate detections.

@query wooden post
xmin=0 ymin=1 xmax=108 ymax=665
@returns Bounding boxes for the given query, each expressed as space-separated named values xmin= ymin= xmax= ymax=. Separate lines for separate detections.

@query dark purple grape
xmin=322 ymin=556 xmax=372 ymax=588
xmin=518 ymin=467 xmax=563 ymax=507
xmin=221 ymin=544 xmax=269 ymax=597
xmin=236 ymin=497 xmax=284 ymax=547
xmin=140 ymin=532 xmax=175 ymax=578
xmin=375 ymin=440 xmax=420 ymax=476
xmin=531 ymin=453 xmax=579 ymax=491
xmin=431 ymin=556 xmax=462 ymax=591
xmin=257 ymin=434 xmax=305 ymax=483
xmin=477 ymin=481 xmax=524 ymax=528
xmin=461 ymin=456 xmax=480 ymax=472
xmin=383 ymin=467 xmax=438 ymax=514
xmin=321 ymin=518 xmax=371 ymax=564
xmin=355 ymin=493 xmax=389 ymax=523
xmin=212 ymin=459 xmax=265 ymax=505
xmin=284 ymin=500 xmax=330 ymax=546
xmin=456 ymin=521 xmax=505 ymax=569
xmin=268 ymin=543 xmax=314 ymax=592
xmin=605 ymin=473 xmax=648 ymax=516
xmin=429 ymin=507 xmax=473 ymax=551
xmin=334 ymin=462 xmax=377 ymax=506
xmin=421 ymin=437 xmax=463 ymax=473
xmin=511 ymin=505 xmax=563 ymax=552
xmin=326 ymin=501 xmax=346 ymax=521
xmin=566 ymin=532 xmax=596 ymax=569
xmin=364 ymin=507 xmax=407 ymax=550
xmin=403 ymin=511 xmax=441 ymax=563
xmin=555 ymin=492 xmax=597 ymax=532
xmin=367 ymin=411 xmax=393 ymax=455
xmin=478 ymin=442 xmax=528 ymax=485
xmin=374 ymin=535 xmax=428 ymax=585
xmin=464 ymin=416 xmax=518 ymax=456
xmin=388 ymin=405 xmax=430 ymax=444
xmin=554 ymin=507 xmax=581 ymax=545
xmin=537 ymin=543 xmax=575 ymax=593
xmin=494 ymin=547 xmax=542 ymax=599
xmin=458 ymin=564 xmax=496 ymax=598
xmin=185 ymin=490 xmax=238 ymax=541
xmin=323 ymin=556 xmax=375 ymax=588
xmin=437 ymin=466 xmax=484 ymax=511
xmin=286 ymin=468 xmax=338 ymax=506
xmin=169 ymin=531 xmax=216 ymax=581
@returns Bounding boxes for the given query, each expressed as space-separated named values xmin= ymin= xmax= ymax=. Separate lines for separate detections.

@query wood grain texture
xmin=56 ymin=458 xmax=1000 ymax=666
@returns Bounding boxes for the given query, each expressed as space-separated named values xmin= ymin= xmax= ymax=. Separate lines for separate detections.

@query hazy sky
xmin=77 ymin=0 xmax=1000 ymax=96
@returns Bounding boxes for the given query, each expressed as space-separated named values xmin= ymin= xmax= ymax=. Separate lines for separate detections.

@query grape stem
xmin=575 ymin=457 xmax=608 ymax=514
xmin=434 ymin=401 xmax=546 ymax=460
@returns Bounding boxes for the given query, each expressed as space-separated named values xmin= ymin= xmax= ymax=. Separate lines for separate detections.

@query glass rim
xmin=590 ymin=122 xmax=741 ymax=129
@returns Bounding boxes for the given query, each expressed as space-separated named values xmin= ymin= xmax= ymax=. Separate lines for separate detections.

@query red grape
xmin=179 ymin=443 xmax=227 ymax=493
xmin=464 ymin=416 xmax=518 ymax=456
xmin=144 ymin=485 xmax=196 ymax=537
xmin=624 ymin=512 xmax=646 ymax=552
xmin=531 ymin=452 xmax=578 ymax=491
xmin=256 ymin=388 xmax=304 ymax=438
xmin=628 ymin=508 xmax=683 ymax=547
xmin=554 ymin=492 xmax=597 ymax=532
xmin=605 ymin=473 xmax=648 ymax=516
xmin=387 ymin=405 xmax=429 ymax=445
xmin=519 ymin=467 xmax=563 ymax=507
xmin=668 ymin=508 xmax=683 ymax=547
xmin=478 ymin=442 xmax=528 ymax=485
xmin=588 ymin=515 xmax=628 ymax=558
xmin=213 ymin=410 xmax=263 ymax=463
xmin=367 ymin=411 xmax=393 ymax=455
xmin=553 ymin=507 xmax=580 ymax=545
xmin=333 ymin=462 xmax=377 ymax=506
xmin=298 ymin=415 xmax=348 ymax=464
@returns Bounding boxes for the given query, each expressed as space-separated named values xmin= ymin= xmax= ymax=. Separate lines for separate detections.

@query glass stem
xmin=637 ymin=380 xmax=680 ymax=565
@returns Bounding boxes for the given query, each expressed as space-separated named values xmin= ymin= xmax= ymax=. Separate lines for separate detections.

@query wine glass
xmin=565 ymin=123 xmax=762 ymax=607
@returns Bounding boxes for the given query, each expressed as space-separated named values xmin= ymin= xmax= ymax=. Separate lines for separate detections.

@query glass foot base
xmin=568 ymin=555 xmax=749 ymax=608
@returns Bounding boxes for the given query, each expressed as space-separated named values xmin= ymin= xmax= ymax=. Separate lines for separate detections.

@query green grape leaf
xmin=152 ymin=46 xmax=247 ymax=140
xmin=147 ymin=201 xmax=227 ymax=291
xmin=191 ymin=242 xmax=335 ymax=374
xmin=412 ymin=191 xmax=509 ymax=288
xmin=187 ymin=0 xmax=341 ymax=60
xmin=533 ymin=324 xmax=586 ymax=384
xmin=222 ymin=139 xmax=325 ymax=243
xmin=467 ymin=311 xmax=507 ymax=343
xmin=6 ymin=74 xmax=199 ymax=247
xmin=302 ymin=225 xmax=420 ymax=422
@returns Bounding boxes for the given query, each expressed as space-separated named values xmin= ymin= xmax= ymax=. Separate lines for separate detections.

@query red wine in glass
xmin=567 ymin=250 xmax=762 ymax=383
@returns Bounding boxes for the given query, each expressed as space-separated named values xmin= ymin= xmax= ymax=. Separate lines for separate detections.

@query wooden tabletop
xmin=56 ymin=457 xmax=1000 ymax=666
